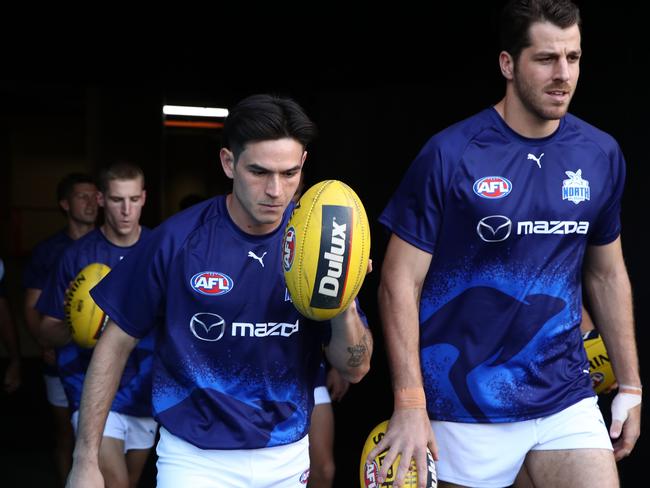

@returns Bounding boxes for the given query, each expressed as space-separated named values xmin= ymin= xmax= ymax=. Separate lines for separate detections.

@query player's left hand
xmin=326 ymin=367 xmax=350 ymax=401
xmin=609 ymin=387 xmax=642 ymax=460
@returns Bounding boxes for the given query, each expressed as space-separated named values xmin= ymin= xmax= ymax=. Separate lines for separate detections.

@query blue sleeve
xmin=23 ymin=243 xmax=49 ymax=289
xmin=378 ymin=136 xmax=447 ymax=254
xmin=90 ymin=228 xmax=169 ymax=339
xmin=35 ymin=248 xmax=77 ymax=320
xmin=589 ymin=142 xmax=626 ymax=245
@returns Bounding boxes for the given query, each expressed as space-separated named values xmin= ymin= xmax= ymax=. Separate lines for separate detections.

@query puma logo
xmin=248 ymin=251 xmax=267 ymax=267
xmin=527 ymin=152 xmax=544 ymax=168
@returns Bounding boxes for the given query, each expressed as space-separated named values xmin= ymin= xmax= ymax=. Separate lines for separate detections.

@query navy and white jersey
xmin=23 ymin=229 xmax=73 ymax=290
xmin=90 ymin=196 xmax=331 ymax=450
xmin=380 ymin=108 xmax=625 ymax=423
xmin=36 ymin=228 xmax=155 ymax=416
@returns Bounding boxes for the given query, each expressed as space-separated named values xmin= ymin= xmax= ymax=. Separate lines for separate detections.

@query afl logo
xmin=190 ymin=271 xmax=233 ymax=296
xmin=473 ymin=176 xmax=512 ymax=199
xmin=282 ymin=226 xmax=296 ymax=272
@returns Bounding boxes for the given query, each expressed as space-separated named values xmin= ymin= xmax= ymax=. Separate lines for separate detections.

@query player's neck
xmin=100 ymin=223 xmax=141 ymax=247
xmin=494 ymin=96 xmax=560 ymax=139
xmin=67 ymin=221 xmax=94 ymax=240
xmin=225 ymin=193 xmax=281 ymax=236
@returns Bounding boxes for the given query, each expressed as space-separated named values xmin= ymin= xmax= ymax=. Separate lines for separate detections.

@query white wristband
xmin=611 ymin=392 xmax=642 ymax=423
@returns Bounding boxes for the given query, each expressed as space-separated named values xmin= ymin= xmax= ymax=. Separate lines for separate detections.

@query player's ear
xmin=301 ymin=150 xmax=308 ymax=164
xmin=141 ymin=189 xmax=147 ymax=206
xmin=220 ymin=148 xmax=235 ymax=179
xmin=59 ymin=198 xmax=70 ymax=212
xmin=97 ymin=191 xmax=105 ymax=208
xmin=499 ymin=51 xmax=515 ymax=80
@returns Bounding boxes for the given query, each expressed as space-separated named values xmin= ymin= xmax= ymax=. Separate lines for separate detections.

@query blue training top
xmin=36 ymin=228 xmax=155 ymax=417
xmin=23 ymin=229 xmax=73 ymax=290
xmin=380 ymin=107 xmax=625 ymax=423
xmin=91 ymin=196 xmax=335 ymax=449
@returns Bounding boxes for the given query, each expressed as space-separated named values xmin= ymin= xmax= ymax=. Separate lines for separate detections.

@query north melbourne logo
xmin=562 ymin=169 xmax=590 ymax=204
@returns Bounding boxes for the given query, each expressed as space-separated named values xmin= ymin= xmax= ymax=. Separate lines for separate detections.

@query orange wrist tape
xmin=394 ymin=387 xmax=426 ymax=410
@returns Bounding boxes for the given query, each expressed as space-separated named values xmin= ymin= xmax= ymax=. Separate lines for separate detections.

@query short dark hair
xmin=500 ymin=0 xmax=581 ymax=61
xmin=98 ymin=161 xmax=145 ymax=193
xmin=56 ymin=173 xmax=97 ymax=202
xmin=222 ymin=94 xmax=317 ymax=160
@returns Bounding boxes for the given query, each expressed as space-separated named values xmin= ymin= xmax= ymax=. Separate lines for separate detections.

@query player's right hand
xmin=365 ymin=408 xmax=437 ymax=488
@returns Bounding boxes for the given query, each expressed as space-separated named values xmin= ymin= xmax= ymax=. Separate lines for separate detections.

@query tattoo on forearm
xmin=347 ymin=333 xmax=368 ymax=367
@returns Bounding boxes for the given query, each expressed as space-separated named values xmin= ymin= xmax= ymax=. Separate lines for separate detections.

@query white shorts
xmin=314 ymin=386 xmax=331 ymax=405
xmin=43 ymin=374 xmax=69 ymax=408
xmin=432 ymin=396 xmax=612 ymax=488
xmin=156 ymin=427 xmax=311 ymax=488
xmin=71 ymin=410 xmax=158 ymax=453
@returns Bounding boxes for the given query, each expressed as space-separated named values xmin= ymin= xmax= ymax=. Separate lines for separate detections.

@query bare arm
xmin=23 ymin=288 xmax=43 ymax=339
xmin=24 ymin=288 xmax=58 ymax=366
xmin=583 ymin=237 xmax=641 ymax=459
xmin=324 ymin=299 xmax=373 ymax=384
xmin=66 ymin=320 xmax=137 ymax=488
xmin=0 ymin=296 xmax=22 ymax=393
xmin=367 ymin=234 xmax=436 ymax=488
xmin=39 ymin=315 xmax=72 ymax=348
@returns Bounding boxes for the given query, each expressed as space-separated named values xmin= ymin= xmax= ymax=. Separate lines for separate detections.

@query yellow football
xmin=64 ymin=262 xmax=111 ymax=348
xmin=360 ymin=420 xmax=437 ymax=488
xmin=282 ymin=180 xmax=370 ymax=321
xmin=583 ymin=330 xmax=616 ymax=394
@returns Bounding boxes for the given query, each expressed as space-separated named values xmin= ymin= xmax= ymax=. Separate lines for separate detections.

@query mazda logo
xmin=190 ymin=312 xmax=226 ymax=342
xmin=477 ymin=215 xmax=512 ymax=242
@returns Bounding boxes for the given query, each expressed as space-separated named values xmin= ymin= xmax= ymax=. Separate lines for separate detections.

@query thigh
xmin=525 ymin=449 xmax=618 ymax=488
xmin=51 ymin=404 xmax=74 ymax=436
xmin=99 ymin=436 xmax=129 ymax=488
xmin=512 ymin=464 xmax=536 ymax=488
xmin=308 ymin=402 xmax=335 ymax=487
xmin=432 ymin=420 xmax=533 ymax=488
xmin=125 ymin=448 xmax=153 ymax=488
xmin=309 ymin=402 xmax=335 ymax=463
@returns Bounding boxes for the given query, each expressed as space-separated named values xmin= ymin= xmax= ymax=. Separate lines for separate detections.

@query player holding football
xmin=36 ymin=162 xmax=157 ymax=488
xmin=65 ymin=94 xmax=373 ymax=488
xmin=369 ymin=1 xmax=641 ymax=487
xmin=23 ymin=172 xmax=98 ymax=486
